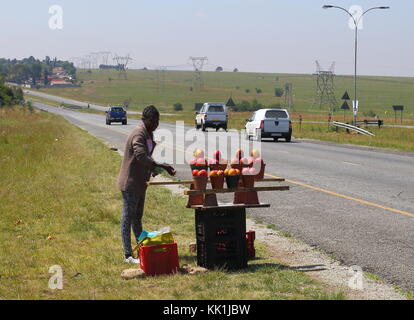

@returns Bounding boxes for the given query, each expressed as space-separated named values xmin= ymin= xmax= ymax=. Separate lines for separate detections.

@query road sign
xmin=393 ymin=105 xmax=404 ymax=111
xmin=342 ymin=91 xmax=350 ymax=100
xmin=393 ymin=105 xmax=404 ymax=124
xmin=352 ymin=100 xmax=359 ymax=115
xmin=341 ymin=101 xmax=350 ymax=110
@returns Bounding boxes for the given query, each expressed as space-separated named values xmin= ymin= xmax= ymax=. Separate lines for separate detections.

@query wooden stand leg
xmin=203 ymin=193 xmax=218 ymax=207
xmin=186 ymin=183 xmax=204 ymax=208
xmin=245 ymin=191 xmax=259 ymax=205
xmin=233 ymin=179 xmax=246 ymax=204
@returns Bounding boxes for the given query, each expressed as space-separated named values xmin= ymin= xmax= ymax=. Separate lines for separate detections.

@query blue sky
xmin=1 ymin=0 xmax=413 ymax=76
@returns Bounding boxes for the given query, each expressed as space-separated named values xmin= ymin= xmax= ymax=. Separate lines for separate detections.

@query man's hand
xmin=160 ymin=164 xmax=176 ymax=176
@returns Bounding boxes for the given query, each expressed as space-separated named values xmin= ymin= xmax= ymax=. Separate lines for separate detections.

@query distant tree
xmin=215 ymin=66 xmax=223 ymax=72
xmin=173 ymin=102 xmax=183 ymax=111
xmin=233 ymin=68 xmax=239 ymax=72
xmin=251 ymin=99 xmax=263 ymax=111
xmin=245 ymin=89 xmax=250 ymax=93
xmin=268 ymin=103 xmax=282 ymax=109
xmin=275 ymin=88 xmax=284 ymax=97
xmin=255 ymin=88 xmax=262 ymax=94
xmin=0 ymin=78 xmax=23 ymax=107
xmin=44 ymin=56 xmax=51 ymax=66
xmin=43 ymin=64 xmax=51 ymax=85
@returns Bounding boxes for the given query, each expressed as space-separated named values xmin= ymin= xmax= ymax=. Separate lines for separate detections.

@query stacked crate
xmin=195 ymin=207 xmax=248 ymax=270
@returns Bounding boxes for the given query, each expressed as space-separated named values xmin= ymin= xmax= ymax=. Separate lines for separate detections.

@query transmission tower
xmin=284 ymin=83 xmax=293 ymax=111
xmin=113 ymin=54 xmax=132 ymax=80
xmin=98 ymin=51 xmax=112 ymax=66
xmin=313 ymin=61 xmax=338 ymax=110
xmin=90 ymin=52 xmax=101 ymax=69
xmin=81 ymin=55 xmax=92 ymax=70
xmin=189 ymin=56 xmax=208 ymax=90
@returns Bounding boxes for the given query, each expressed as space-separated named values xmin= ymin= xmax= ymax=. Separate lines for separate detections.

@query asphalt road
xmin=32 ymin=100 xmax=414 ymax=293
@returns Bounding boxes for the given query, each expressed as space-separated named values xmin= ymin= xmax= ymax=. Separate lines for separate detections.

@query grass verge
xmin=0 ymin=106 xmax=345 ymax=300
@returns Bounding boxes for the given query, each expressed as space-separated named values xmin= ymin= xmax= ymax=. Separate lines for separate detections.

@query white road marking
xmin=342 ymin=161 xmax=361 ymax=166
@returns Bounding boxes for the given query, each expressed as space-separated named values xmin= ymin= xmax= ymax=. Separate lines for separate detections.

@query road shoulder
xmin=153 ymin=174 xmax=406 ymax=300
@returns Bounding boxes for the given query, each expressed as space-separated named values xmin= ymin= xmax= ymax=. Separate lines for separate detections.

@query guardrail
xmin=355 ymin=120 xmax=384 ymax=128
xmin=332 ymin=121 xmax=375 ymax=136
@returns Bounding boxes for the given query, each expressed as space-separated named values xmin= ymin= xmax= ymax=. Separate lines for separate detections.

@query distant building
xmin=50 ymin=79 xmax=71 ymax=86
xmin=52 ymin=67 xmax=65 ymax=74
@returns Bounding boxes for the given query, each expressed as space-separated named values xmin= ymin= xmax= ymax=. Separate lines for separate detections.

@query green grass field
xmin=0 ymin=106 xmax=345 ymax=300
xmin=39 ymin=69 xmax=414 ymax=122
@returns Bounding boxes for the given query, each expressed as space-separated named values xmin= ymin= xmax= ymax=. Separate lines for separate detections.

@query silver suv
xmin=195 ymin=103 xmax=228 ymax=132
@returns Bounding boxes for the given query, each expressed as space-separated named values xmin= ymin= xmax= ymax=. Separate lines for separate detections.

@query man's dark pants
xmin=121 ymin=191 xmax=146 ymax=258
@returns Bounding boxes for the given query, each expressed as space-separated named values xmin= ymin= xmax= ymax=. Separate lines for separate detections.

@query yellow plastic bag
xmin=140 ymin=232 xmax=174 ymax=247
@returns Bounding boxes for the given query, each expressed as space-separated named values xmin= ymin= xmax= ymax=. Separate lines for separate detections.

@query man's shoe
xmin=124 ymin=256 xmax=140 ymax=264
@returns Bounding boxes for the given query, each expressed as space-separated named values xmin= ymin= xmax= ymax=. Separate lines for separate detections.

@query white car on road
xmin=245 ymin=109 xmax=292 ymax=142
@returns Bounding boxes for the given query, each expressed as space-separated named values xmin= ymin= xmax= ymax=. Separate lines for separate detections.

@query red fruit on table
xmin=194 ymin=148 xmax=205 ymax=158
xmin=250 ymin=149 xmax=260 ymax=158
xmin=253 ymin=157 xmax=264 ymax=170
xmin=235 ymin=148 xmax=244 ymax=159
xmin=242 ymin=168 xmax=250 ymax=175
xmin=249 ymin=167 xmax=257 ymax=175
xmin=198 ymin=169 xmax=208 ymax=177
xmin=209 ymin=170 xmax=218 ymax=177
xmin=192 ymin=170 xmax=199 ymax=176
xmin=240 ymin=157 xmax=249 ymax=165
xmin=196 ymin=158 xmax=206 ymax=166
xmin=219 ymin=158 xmax=228 ymax=164
xmin=213 ymin=150 xmax=222 ymax=160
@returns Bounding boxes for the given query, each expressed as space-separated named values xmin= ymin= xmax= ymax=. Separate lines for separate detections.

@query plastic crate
xmin=195 ymin=207 xmax=246 ymax=242
xmin=195 ymin=207 xmax=248 ymax=270
xmin=197 ymin=239 xmax=247 ymax=270
xmin=139 ymin=243 xmax=179 ymax=276
xmin=246 ymin=230 xmax=256 ymax=260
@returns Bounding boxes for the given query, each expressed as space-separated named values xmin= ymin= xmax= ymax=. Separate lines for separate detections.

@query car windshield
xmin=111 ymin=107 xmax=124 ymax=112
xmin=265 ymin=110 xmax=288 ymax=119
xmin=208 ymin=105 xmax=224 ymax=112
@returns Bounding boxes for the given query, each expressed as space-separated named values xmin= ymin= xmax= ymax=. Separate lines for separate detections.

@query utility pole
xmin=323 ymin=5 xmax=390 ymax=125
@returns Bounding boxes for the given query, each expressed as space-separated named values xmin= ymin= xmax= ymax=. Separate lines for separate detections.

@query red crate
xmin=246 ymin=230 xmax=256 ymax=260
xmin=139 ymin=243 xmax=179 ymax=276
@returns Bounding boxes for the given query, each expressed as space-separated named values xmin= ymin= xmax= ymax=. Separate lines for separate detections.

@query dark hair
xmin=142 ymin=105 xmax=160 ymax=121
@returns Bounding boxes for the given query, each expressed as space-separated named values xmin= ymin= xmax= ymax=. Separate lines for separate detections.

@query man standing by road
xmin=117 ymin=105 xmax=176 ymax=263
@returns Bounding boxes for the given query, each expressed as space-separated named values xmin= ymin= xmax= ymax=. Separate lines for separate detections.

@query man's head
xmin=142 ymin=105 xmax=160 ymax=132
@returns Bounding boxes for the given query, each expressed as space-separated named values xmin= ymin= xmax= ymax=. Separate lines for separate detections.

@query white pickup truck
xmin=245 ymin=109 xmax=292 ymax=142
xmin=195 ymin=102 xmax=228 ymax=132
